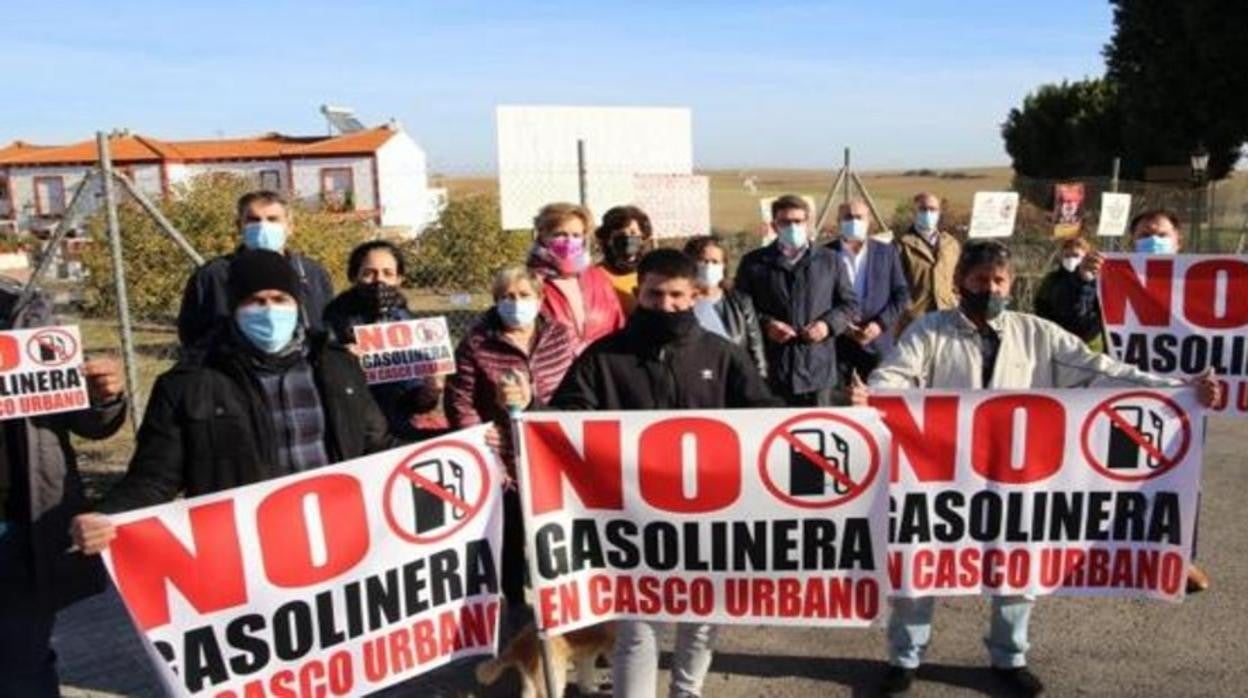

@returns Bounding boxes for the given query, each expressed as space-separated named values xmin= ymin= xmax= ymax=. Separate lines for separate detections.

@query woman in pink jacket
xmin=525 ymin=202 xmax=625 ymax=353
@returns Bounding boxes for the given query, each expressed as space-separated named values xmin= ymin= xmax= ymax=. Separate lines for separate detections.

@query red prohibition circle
xmin=25 ymin=329 xmax=78 ymax=367
xmin=383 ymin=439 xmax=492 ymax=544
xmin=1079 ymin=390 xmax=1192 ymax=483
xmin=756 ymin=410 xmax=881 ymax=509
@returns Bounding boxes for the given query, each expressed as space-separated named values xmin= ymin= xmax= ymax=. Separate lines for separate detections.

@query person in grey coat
xmin=0 ymin=279 xmax=127 ymax=697
xmin=684 ymin=235 xmax=768 ymax=377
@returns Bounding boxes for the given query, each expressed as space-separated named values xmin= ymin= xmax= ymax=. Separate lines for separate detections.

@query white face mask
xmin=696 ymin=261 xmax=725 ymax=288
xmin=1060 ymin=255 xmax=1084 ymax=273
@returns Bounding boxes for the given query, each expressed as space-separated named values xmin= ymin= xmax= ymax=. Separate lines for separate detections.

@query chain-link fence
xmin=16 ymin=161 xmax=1247 ymax=476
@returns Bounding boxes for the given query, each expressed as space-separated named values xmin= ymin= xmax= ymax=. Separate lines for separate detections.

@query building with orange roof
xmin=0 ymin=121 xmax=444 ymax=236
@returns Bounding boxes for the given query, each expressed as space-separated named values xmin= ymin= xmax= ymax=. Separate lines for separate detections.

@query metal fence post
xmin=577 ymin=139 xmax=588 ymax=209
xmin=841 ymin=147 xmax=851 ymax=204
xmin=97 ymin=132 xmax=143 ymax=433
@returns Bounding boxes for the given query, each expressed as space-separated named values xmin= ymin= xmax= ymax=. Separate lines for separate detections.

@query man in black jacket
xmin=177 ymin=190 xmax=334 ymax=355
xmin=503 ymin=249 xmax=782 ymax=697
xmin=72 ymin=250 xmax=393 ymax=552
xmin=0 ymin=279 xmax=127 ymax=697
xmin=735 ymin=194 xmax=860 ymax=406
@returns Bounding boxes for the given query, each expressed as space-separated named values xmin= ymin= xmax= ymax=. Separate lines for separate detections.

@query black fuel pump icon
xmin=410 ymin=458 xmax=467 ymax=533
xmin=1106 ymin=405 xmax=1166 ymax=470
xmin=788 ymin=428 xmax=852 ymax=495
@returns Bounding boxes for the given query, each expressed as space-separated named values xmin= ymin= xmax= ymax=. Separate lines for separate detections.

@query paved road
xmin=58 ymin=416 xmax=1248 ymax=697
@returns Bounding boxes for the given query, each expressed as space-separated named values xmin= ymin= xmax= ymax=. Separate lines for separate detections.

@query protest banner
xmin=871 ymin=388 xmax=1202 ymax=601
xmin=0 ymin=324 xmax=91 ymax=420
xmin=1099 ymin=253 xmax=1248 ymax=415
xmin=968 ymin=191 xmax=1019 ymax=238
xmin=1052 ymin=182 xmax=1086 ymax=239
xmin=101 ymin=426 xmax=503 ymax=698
xmin=1096 ymin=192 xmax=1132 ymax=237
xmin=516 ymin=408 xmax=891 ymax=636
xmin=353 ymin=317 xmax=455 ymax=385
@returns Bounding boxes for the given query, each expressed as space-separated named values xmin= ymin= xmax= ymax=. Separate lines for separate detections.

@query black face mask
xmin=355 ymin=282 xmax=406 ymax=319
xmin=632 ymin=306 xmax=699 ymax=342
xmin=607 ymin=235 xmax=645 ymax=268
xmin=959 ymin=289 xmax=1008 ymax=320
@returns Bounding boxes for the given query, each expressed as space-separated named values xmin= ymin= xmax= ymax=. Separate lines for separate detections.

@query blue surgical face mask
xmin=840 ymin=218 xmax=868 ymax=241
xmin=497 ymin=298 xmax=540 ymax=328
xmin=242 ymin=221 xmax=288 ymax=252
xmin=777 ymin=223 xmax=808 ymax=249
xmin=915 ymin=210 xmax=940 ymax=233
xmin=236 ymin=304 xmax=299 ymax=353
xmin=1134 ymin=235 xmax=1176 ymax=255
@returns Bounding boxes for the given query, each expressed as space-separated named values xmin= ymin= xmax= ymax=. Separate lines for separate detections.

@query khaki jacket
xmin=896 ymin=227 xmax=961 ymax=330
xmin=869 ymin=309 xmax=1182 ymax=390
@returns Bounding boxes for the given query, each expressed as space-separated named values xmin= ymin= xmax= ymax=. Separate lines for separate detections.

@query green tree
xmin=1104 ymin=0 xmax=1248 ymax=180
xmin=1001 ymin=78 xmax=1121 ymax=182
xmin=405 ymin=194 xmax=531 ymax=291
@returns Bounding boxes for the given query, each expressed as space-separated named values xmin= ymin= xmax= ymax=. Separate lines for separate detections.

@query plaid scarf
xmin=241 ymin=330 xmax=330 ymax=474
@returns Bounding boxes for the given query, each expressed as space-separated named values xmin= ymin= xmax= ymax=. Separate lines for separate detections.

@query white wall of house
xmin=375 ymin=131 xmax=436 ymax=232
xmin=6 ymin=163 xmax=167 ymax=232
xmin=172 ymin=160 xmax=288 ymax=191
xmin=289 ymin=156 xmax=375 ymax=211
xmin=7 ymin=165 xmax=96 ymax=231
xmin=129 ymin=164 xmax=164 ymax=196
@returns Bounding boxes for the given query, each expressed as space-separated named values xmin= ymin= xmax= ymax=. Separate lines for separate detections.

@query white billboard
xmin=496 ymin=105 xmax=695 ymax=230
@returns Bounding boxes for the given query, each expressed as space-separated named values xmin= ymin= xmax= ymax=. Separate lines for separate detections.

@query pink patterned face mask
xmin=545 ymin=236 xmax=588 ymax=274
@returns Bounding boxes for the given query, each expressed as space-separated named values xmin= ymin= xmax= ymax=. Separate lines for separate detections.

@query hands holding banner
xmin=83 ymin=357 xmax=125 ymax=405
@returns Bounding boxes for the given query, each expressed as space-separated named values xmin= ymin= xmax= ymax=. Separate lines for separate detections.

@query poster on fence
xmin=517 ymin=408 xmax=891 ymax=636
xmin=1096 ymin=192 xmax=1132 ymax=237
xmin=101 ymin=426 xmax=504 ymax=698
xmin=1099 ymin=253 xmax=1248 ymax=416
xmin=0 ymin=324 xmax=90 ymax=420
xmin=968 ymin=191 xmax=1019 ymax=238
xmin=353 ymin=317 xmax=456 ymax=385
xmin=871 ymin=388 xmax=1203 ymax=601
xmin=1052 ymin=182 xmax=1086 ymax=239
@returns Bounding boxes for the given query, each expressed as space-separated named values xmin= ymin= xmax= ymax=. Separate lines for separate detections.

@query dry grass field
xmin=436 ymin=166 xmax=1016 ymax=234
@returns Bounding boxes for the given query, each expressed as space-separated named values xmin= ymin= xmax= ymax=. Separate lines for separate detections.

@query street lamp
xmin=1190 ymin=146 xmax=1210 ymax=249
xmin=1190 ymin=146 xmax=1210 ymax=177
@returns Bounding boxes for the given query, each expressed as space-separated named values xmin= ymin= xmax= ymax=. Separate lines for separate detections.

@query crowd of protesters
xmin=0 ymin=187 xmax=1221 ymax=697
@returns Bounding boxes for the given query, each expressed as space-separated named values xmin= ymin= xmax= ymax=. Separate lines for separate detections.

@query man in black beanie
xmin=71 ymin=250 xmax=397 ymax=553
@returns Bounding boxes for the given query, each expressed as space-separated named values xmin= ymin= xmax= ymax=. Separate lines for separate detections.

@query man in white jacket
xmin=869 ymin=240 xmax=1220 ymax=697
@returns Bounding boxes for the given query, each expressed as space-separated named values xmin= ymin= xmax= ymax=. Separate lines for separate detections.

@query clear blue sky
xmin=3 ymin=1 xmax=1113 ymax=172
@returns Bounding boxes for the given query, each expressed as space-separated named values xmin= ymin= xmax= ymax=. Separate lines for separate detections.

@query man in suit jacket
xmin=826 ymin=200 xmax=911 ymax=380
xmin=734 ymin=194 xmax=859 ymax=405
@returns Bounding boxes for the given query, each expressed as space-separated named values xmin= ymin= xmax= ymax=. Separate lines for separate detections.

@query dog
xmin=475 ymin=621 xmax=615 ymax=698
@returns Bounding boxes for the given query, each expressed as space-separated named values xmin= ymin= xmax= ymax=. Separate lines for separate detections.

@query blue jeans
xmin=613 ymin=621 xmax=717 ymax=697
xmin=0 ymin=522 xmax=61 ymax=697
xmin=887 ymin=596 xmax=1033 ymax=669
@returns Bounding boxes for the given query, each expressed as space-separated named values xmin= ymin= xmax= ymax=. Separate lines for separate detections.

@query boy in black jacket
xmin=501 ymin=249 xmax=782 ymax=697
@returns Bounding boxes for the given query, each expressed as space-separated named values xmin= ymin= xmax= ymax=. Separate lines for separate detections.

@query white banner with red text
xmin=353 ymin=316 xmax=456 ymax=385
xmin=871 ymin=388 xmax=1202 ymax=601
xmin=516 ymin=408 xmax=893 ymax=636
xmin=1099 ymin=253 xmax=1248 ymax=415
xmin=0 ymin=324 xmax=90 ymax=420
xmin=100 ymin=426 xmax=503 ymax=698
